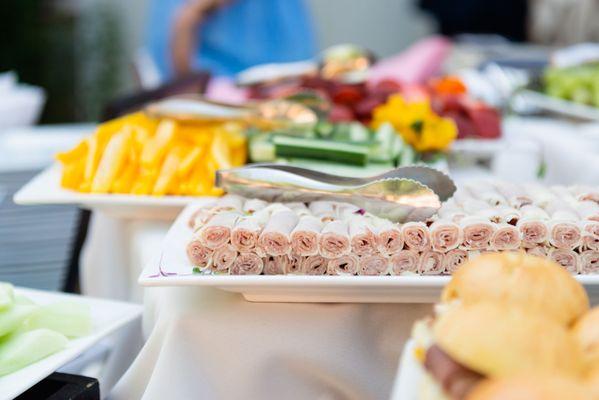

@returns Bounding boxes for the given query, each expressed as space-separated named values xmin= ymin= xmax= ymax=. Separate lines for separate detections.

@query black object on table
xmin=15 ymin=373 xmax=99 ymax=400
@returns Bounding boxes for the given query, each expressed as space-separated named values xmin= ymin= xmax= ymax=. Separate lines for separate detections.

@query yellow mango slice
xmin=152 ymin=146 xmax=186 ymax=195
xmin=91 ymin=128 xmax=132 ymax=193
xmin=141 ymin=119 xmax=176 ymax=167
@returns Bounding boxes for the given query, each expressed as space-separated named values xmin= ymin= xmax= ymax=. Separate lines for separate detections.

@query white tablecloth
xmin=111 ymin=287 xmax=430 ymax=400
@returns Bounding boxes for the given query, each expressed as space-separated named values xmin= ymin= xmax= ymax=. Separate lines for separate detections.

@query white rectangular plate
xmin=13 ymin=164 xmax=215 ymax=219
xmin=139 ymin=205 xmax=599 ymax=303
xmin=1 ymin=288 xmax=142 ymax=400
xmin=390 ymin=339 xmax=420 ymax=400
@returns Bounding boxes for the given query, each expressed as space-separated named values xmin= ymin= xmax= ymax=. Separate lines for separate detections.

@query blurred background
xmin=1 ymin=0 xmax=435 ymax=123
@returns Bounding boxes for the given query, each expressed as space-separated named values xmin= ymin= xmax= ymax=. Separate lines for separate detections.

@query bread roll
xmin=573 ymin=307 xmax=599 ymax=369
xmin=441 ymin=252 xmax=589 ymax=326
xmin=434 ymin=302 xmax=583 ymax=378
xmin=466 ymin=375 xmax=592 ymax=400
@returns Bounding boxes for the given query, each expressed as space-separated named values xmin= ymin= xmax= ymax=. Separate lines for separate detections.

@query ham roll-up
xmin=517 ymin=205 xmax=549 ymax=247
xmin=443 ymin=249 xmax=469 ymax=274
xmin=231 ymin=209 xmax=270 ymax=253
xmin=477 ymin=206 xmax=520 ymax=225
xmin=327 ymin=254 xmax=359 ymax=275
xmin=309 ymin=201 xmax=338 ymax=222
xmin=548 ymin=219 xmax=582 ymax=249
xmin=577 ymin=201 xmax=599 ymax=222
xmin=213 ymin=194 xmax=245 ymax=213
xmin=490 ymin=223 xmax=521 ymax=250
xmin=319 ymin=220 xmax=351 ymax=258
xmin=459 ymin=216 xmax=495 ymax=250
xmin=402 ymin=222 xmax=431 ymax=251
xmin=465 ymin=181 xmax=507 ymax=206
xmin=582 ymin=220 xmax=599 ymax=242
xmin=549 ymin=248 xmax=579 ymax=274
xmin=450 ymin=187 xmax=474 ymax=206
xmin=258 ymin=209 xmax=299 ymax=256
xmin=348 ymin=216 xmax=377 ymax=256
xmin=188 ymin=202 xmax=217 ymax=229
xmin=437 ymin=205 xmax=467 ymax=223
xmin=430 ymin=219 xmax=462 ymax=252
xmin=263 ymin=255 xmax=288 ymax=275
xmin=290 ymin=216 xmax=323 ymax=256
xmin=578 ymin=192 xmax=599 ymax=204
xmin=459 ymin=199 xmax=490 ymax=214
xmin=242 ymin=198 xmax=268 ymax=214
xmin=526 ymin=245 xmax=548 ymax=257
xmin=418 ymin=251 xmax=445 ymax=275
xmin=285 ymin=255 xmax=304 ymax=274
xmin=493 ymin=182 xmax=532 ymax=209
xmin=373 ymin=218 xmax=404 ymax=255
xmin=389 ymin=250 xmax=419 ymax=275
xmin=186 ymin=240 xmax=214 ymax=268
xmin=302 ymin=255 xmax=328 ymax=275
xmin=287 ymin=202 xmax=311 ymax=216
xmin=211 ymin=244 xmax=237 ymax=273
xmin=583 ymin=235 xmax=599 ymax=251
xmin=526 ymin=184 xmax=557 ymax=208
xmin=198 ymin=212 xmax=239 ymax=249
xmin=230 ymin=253 xmax=264 ymax=275
xmin=569 ymin=186 xmax=599 ymax=204
xmin=581 ymin=250 xmax=599 ymax=274
xmin=358 ymin=255 xmax=389 ymax=276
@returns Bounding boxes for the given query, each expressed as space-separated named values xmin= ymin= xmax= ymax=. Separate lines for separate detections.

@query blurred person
xmin=146 ymin=0 xmax=316 ymax=78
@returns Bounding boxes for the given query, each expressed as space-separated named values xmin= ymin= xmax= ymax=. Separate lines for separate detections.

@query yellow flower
xmin=371 ymin=94 xmax=457 ymax=152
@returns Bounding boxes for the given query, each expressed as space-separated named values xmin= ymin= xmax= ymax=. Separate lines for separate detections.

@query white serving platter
xmin=1 ymin=287 xmax=142 ymax=400
xmin=139 ymin=204 xmax=599 ymax=303
xmin=13 ymin=164 xmax=214 ymax=219
xmin=390 ymin=339 xmax=420 ymax=400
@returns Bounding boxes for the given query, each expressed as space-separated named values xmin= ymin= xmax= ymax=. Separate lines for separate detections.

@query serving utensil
xmin=145 ymin=95 xmax=318 ymax=129
xmin=216 ymin=164 xmax=456 ymax=222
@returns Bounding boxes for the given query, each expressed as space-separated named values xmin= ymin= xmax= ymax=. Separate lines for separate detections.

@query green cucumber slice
xmin=0 ymin=329 xmax=68 ymax=376
xmin=274 ymin=135 xmax=369 ymax=166
xmin=21 ymin=302 xmax=91 ymax=339
xmin=0 ymin=284 xmax=14 ymax=311
xmin=0 ymin=304 xmax=39 ymax=338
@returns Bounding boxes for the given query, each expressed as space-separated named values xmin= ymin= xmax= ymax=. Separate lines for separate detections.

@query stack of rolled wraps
xmin=186 ymin=182 xmax=599 ymax=276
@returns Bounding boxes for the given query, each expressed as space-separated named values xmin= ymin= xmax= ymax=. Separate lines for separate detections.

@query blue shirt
xmin=146 ymin=0 xmax=317 ymax=77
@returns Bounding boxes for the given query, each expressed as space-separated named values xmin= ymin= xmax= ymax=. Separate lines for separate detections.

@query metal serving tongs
xmin=145 ymin=95 xmax=318 ymax=130
xmin=216 ymin=164 xmax=456 ymax=222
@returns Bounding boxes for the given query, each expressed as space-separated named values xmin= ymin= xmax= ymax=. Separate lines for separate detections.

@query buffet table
xmin=22 ymin=116 xmax=586 ymax=398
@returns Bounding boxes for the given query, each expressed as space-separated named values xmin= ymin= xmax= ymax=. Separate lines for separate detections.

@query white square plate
xmin=13 ymin=164 xmax=213 ymax=219
xmin=139 ymin=205 xmax=599 ymax=303
xmin=1 ymin=288 xmax=142 ymax=400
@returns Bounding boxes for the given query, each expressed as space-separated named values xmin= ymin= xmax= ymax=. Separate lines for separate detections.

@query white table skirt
xmin=110 ymin=286 xmax=431 ymax=400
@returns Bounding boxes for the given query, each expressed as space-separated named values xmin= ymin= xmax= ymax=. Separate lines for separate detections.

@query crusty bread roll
xmin=573 ymin=307 xmax=599 ymax=369
xmin=441 ymin=252 xmax=589 ymax=326
xmin=434 ymin=302 xmax=583 ymax=378
xmin=466 ymin=375 xmax=593 ymax=400
xmin=585 ymin=368 xmax=599 ymax=399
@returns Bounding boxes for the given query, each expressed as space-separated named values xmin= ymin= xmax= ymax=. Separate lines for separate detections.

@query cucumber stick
xmin=0 ymin=284 xmax=14 ymax=311
xmin=21 ymin=302 xmax=92 ymax=339
xmin=0 ymin=329 xmax=68 ymax=376
xmin=0 ymin=304 xmax=38 ymax=337
xmin=273 ymin=135 xmax=369 ymax=166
